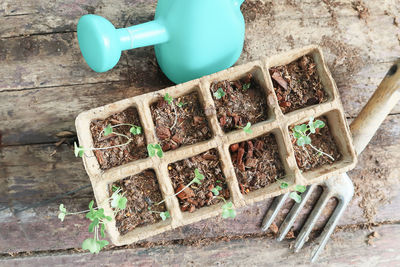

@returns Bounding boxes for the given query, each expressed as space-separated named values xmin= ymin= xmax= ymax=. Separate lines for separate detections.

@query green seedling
xmin=292 ymin=117 xmax=335 ymax=161
xmin=164 ymin=93 xmax=173 ymax=105
xmin=58 ymin=188 xmax=127 ymax=254
xmin=242 ymin=83 xmax=251 ymax=91
xmin=213 ymin=88 xmax=226 ymax=99
xmin=176 ymin=102 xmax=186 ymax=108
xmin=211 ymin=183 xmax=236 ymax=219
xmin=211 ymin=185 xmax=223 ymax=196
xmin=147 ymin=143 xmax=163 ymax=158
xmin=236 ymin=122 xmax=253 ymax=134
xmin=74 ymin=123 xmax=142 ymax=158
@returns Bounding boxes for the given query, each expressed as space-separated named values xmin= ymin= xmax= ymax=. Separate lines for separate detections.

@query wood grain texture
xmin=1 ymin=224 xmax=399 ymax=266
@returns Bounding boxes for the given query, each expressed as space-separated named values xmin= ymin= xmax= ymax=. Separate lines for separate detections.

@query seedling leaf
xmin=193 ymin=168 xmax=205 ymax=185
xmin=290 ymin=192 xmax=301 ymax=203
xmin=211 ymin=188 xmax=220 ymax=196
xmin=89 ymin=200 xmax=94 ymax=210
xmin=314 ymin=120 xmax=325 ymax=129
xmin=214 ymin=88 xmax=226 ymax=99
xmin=242 ymin=83 xmax=251 ymax=91
xmin=130 ymin=126 xmax=142 ymax=135
xmin=98 ymin=240 xmax=109 ymax=250
xmin=295 ymin=185 xmax=307 ymax=193
xmin=58 ymin=212 xmax=65 ymax=222
xmin=100 ymin=223 xmax=105 ymax=238
xmin=177 ymin=102 xmax=185 ymax=108
xmin=147 ymin=144 xmax=156 ymax=157
xmin=297 ymin=136 xmax=306 ymax=146
xmin=160 ymin=211 xmax=170 ymax=221
xmin=243 ymin=122 xmax=253 ymax=134
xmin=59 ymin=204 xmax=66 ymax=213
xmin=280 ymin=182 xmax=289 ymax=189
xmin=74 ymin=142 xmax=84 ymax=158
xmin=88 ymin=218 xmax=99 ymax=232
xmin=82 ymin=238 xmax=101 ymax=254
xmin=104 ymin=124 xmax=113 ymax=136
xmin=164 ymin=93 xmax=173 ymax=105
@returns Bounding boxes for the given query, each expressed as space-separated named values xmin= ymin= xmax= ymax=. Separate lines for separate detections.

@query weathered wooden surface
xmin=1 ymin=224 xmax=399 ymax=267
xmin=1 ymin=0 xmax=400 ymax=264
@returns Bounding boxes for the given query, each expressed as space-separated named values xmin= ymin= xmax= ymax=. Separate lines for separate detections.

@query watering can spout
xmin=77 ymin=14 xmax=168 ymax=73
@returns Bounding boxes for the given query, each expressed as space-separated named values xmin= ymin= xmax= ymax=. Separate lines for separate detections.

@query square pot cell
xmin=270 ymin=54 xmax=328 ymax=114
xmin=210 ymin=72 xmax=269 ymax=133
xmin=230 ymin=133 xmax=286 ymax=194
xmin=90 ymin=107 xmax=147 ymax=170
xmin=150 ymin=91 xmax=212 ymax=152
xmin=168 ymin=149 xmax=230 ymax=213
xmin=110 ymin=169 xmax=167 ymax=236
xmin=289 ymin=116 xmax=342 ymax=172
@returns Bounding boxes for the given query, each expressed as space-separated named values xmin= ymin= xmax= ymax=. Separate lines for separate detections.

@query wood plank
xmin=1 ymin=224 xmax=399 ymax=266
xmin=1 ymin=115 xmax=399 ymax=253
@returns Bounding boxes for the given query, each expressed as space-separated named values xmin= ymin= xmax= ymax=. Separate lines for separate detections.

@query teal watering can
xmin=77 ymin=0 xmax=245 ymax=84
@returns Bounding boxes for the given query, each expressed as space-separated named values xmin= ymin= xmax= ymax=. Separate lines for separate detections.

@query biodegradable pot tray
xmin=75 ymin=45 xmax=357 ymax=246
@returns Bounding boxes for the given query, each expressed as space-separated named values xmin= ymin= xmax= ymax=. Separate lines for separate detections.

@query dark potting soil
xmin=151 ymin=92 xmax=212 ymax=152
xmin=211 ymin=73 xmax=269 ymax=133
xmin=230 ymin=133 xmax=286 ymax=193
xmin=270 ymin=55 xmax=327 ymax=114
xmin=90 ymin=107 xmax=147 ymax=170
xmin=290 ymin=117 xmax=342 ymax=172
xmin=168 ymin=149 xmax=230 ymax=213
xmin=111 ymin=169 xmax=167 ymax=235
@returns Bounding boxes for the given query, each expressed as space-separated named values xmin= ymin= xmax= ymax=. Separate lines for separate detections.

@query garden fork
xmin=262 ymin=59 xmax=400 ymax=262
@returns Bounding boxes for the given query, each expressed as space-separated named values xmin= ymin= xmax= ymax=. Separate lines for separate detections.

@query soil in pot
xmin=270 ymin=55 xmax=327 ymax=114
xmin=211 ymin=73 xmax=269 ymax=133
xmin=290 ymin=117 xmax=341 ymax=172
xmin=110 ymin=169 xmax=167 ymax=235
xmin=230 ymin=133 xmax=286 ymax=194
xmin=168 ymin=149 xmax=230 ymax=213
xmin=90 ymin=107 xmax=147 ymax=170
xmin=151 ymin=92 xmax=212 ymax=152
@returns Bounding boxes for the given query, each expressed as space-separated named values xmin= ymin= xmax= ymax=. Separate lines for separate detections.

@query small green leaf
xmin=293 ymin=131 xmax=302 ymax=139
xmin=213 ymin=88 xmax=226 ymax=100
xmin=156 ymin=146 xmax=163 ymax=158
xmin=222 ymin=201 xmax=233 ymax=210
xmin=243 ymin=122 xmax=253 ymax=134
xmin=290 ymin=192 xmax=301 ymax=203
xmin=297 ymin=136 xmax=306 ymax=146
xmin=160 ymin=211 xmax=170 ymax=221
xmin=177 ymin=102 xmax=185 ymax=108
xmin=280 ymin=182 xmax=289 ymax=189
xmin=82 ymin=238 xmax=100 ymax=254
xmin=314 ymin=120 xmax=325 ymax=129
xmin=294 ymin=125 xmax=302 ymax=133
xmin=89 ymin=200 xmax=94 ymax=210
xmin=104 ymin=124 xmax=113 ymax=136
xmin=105 ymin=216 xmax=112 ymax=221
xmin=117 ymin=197 xmax=128 ymax=210
xmin=242 ymin=83 xmax=251 ymax=91
xmin=112 ymin=185 xmax=119 ymax=192
xmin=222 ymin=209 xmax=230 ymax=219
xmin=58 ymin=212 xmax=65 ymax=222
xmin=100 ymin=223 xmax=105 ymax=238
xmin=164 ymin=93 xmax=173 ymax=105
xmin=59 ymin=204 xmax=66 ymax=213
xmin=74 ymin=142 xmax=84 ymax=158
xmin=88 ymin=218 xmax=99 ymax=232
xmin=304 ymin=136 xmax=312 ymax=145
xmin=147 ymin=144 xmax=156 ymax=157
xmin=211 ymin=188 xmax=220 ymax=196
xmin=216 ymin=180 xmax=222 ymax=183
xmin=216 ymin=185 xmax=223 ymax=191
xmin=97 ymin=240 xmax=109 ymax=250
xmin=295 ymin=185 xmax=307 ymax=193
xmin=130 ymin=126 xmax=142 ymax=135
xmin=227 ymin=209 xmax=237 ymax=218
xmin=300 ymin=124 xmax=307 ymax=133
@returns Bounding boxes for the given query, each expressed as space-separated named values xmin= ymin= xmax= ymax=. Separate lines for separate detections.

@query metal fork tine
xmin=293 ymin=189 xmax=332 ymax=252
xmin=277 ymin=184 xmax=316 ymax=241
xmin=310 ymin=174 xmax=354 ymax=262
xmin=261 ymin=192 xmax=290 ymax=231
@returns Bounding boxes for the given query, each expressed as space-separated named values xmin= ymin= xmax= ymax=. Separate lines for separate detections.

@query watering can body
xmin=77 ymin=0 xmax=245 ymax=84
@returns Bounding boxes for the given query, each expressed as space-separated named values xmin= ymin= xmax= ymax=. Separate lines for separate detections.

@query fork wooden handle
xmin=350 ymin=59 xmax=400 ymax=156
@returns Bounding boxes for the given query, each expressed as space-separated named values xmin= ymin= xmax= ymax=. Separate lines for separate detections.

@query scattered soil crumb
xmin=352 ymin=1 xmax=369 ymax=20
xmin=352 ymin=154 xmax=391 ymax=223
xmin=168 ymin=149 xmax=230 ymax=213
xmin=90 ymin=107 xmax=147 ymax=170
xmin=366 ymin=231 xmax=380 ymax=245
xmin=394 ymin=17 xmax=399 ymax=27
xmin=290 ymin=117 xmax=341 ymax=172
xmin=111 ymin=170 xmax=167 ymax=236
xmin=231 ymin=133 xmax=285 ymax=193
xmin=270 ymin=55 xmax=327 ymax=114
xmin=241 ymin=0 xmax=274 ymax=23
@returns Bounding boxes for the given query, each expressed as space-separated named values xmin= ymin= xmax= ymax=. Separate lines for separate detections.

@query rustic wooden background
xmin=1 ymin=0 xmax=400 ymax=266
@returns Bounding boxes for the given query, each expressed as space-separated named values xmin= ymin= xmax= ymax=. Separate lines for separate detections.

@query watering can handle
xmin=350 ymin=59 xmax=400 ymax=156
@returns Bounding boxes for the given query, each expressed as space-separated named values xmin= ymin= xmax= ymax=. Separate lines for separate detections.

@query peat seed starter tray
xmin=75 ymin=45 xmax=357 ymax=246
